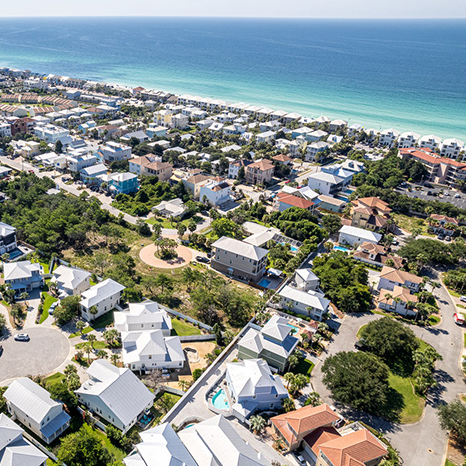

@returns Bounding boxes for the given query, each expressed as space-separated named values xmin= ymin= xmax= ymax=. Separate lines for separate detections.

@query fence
xmin=158 ymin=303 xmax=213 ymax=332
xmin=179 ymin=334 xmax=216 ymax=342
xmin=22 ymin=430 xmax=61 ymax=464
xmin=163 ymin=385 xmax=186 ymax=397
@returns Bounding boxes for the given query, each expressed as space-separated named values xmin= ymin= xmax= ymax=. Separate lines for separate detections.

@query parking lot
xmin=396 ymin=183 xmax=466 ymax=209
xmin=0 ymin=327 xmax=70 ymax=384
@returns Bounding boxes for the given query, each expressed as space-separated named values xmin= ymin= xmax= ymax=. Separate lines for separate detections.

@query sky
xmin=2 ymin=0 xmax=466 ymax=19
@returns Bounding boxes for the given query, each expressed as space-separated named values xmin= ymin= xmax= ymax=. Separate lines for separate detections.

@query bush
xmin=192 ymin=368 xmax=203 ymax=381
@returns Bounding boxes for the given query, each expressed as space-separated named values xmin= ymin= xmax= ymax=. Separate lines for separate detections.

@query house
xmin=245 ymin=159 xmax=275 ymax=185
xmin=304 ymin=422 xmax=387 ymax=466
xmin=354 ymin=242 xmax=404 ymax=269
xmin=378 ymin=128 xmax=400 ymax=147
xmin=328 ymin=119 xmax=347 ymax=133
xmin=178 ymin=414 xmax=266 ymax=466
xmin=307 ymin=172 xmax=345 ymax=196
xmin=129 ymin=156 xmax=173 ymax=181
xmin=123 ymin=423 xmax=197 ymax=466
xmin=121 ymin=130 xmax=148 ymax=143
xmin=430 ymin=214 xmax=458 ymax=236
xmin=66 ymin=153 xmax=98 ymax=172
xmin=306 ymin=141 xmax=329 ymax=162
xmin=107 ymin=172 xmax=140 ymax=194
xmin=80 ymin=278 xmax=125 ymax=321
xmin=228 ymin=158 xmax=252 ymax=179
xmin=225 ymin=359 xmax=288 ymax=422
xmin=295 ymin=268 xmax=320 ymax=292
xmin=80 ymin=163 xmax=107 ymax=184
xmin=199 ymin=179 xmax=231 ymax=206
xmin=34 ymin=124 xmax=71 ymax=144
xmin=152 ymin=198 xmax=186 ymax=218
xmin=271 ymin=403 xmax=341 ymax=451
xmin=182 ymin=173 xmax=211 ymax=199
xmin=237 ymin=315 xmax=299 ymax=372
xmin=378 ymin=266 xmax=422 ymax=293
xmin=121 ymin=329 xmax=184 ymax=372
xmin=307 ymin=130 xmax=328 ymax=142
xmin=50 ymin=265 xmax=91 ymax=297
xmin=0 ymin=414 xmax=47 ymax=466
xmin=351 ymin=197 xmax=391 ymax=231
xmin=278 ymin=285 xmax=330 ymax=321
xmin=3 ymin=261 xmax=44 ymax=296
xmin=99 ymin=141 xmax=132 ymax=163
xmin=347 ymin=123 xmax=364 ymax=137
xmin=276 ymin=192 xmax=314 ymax=212
xmin=146 ymin=124 xmax=168 ymax=138
xmin=318 ymin=194 xmax=346 ymax=213
xmin=418 ymin=134 xmax=442 ymax=150
xmin=211 ymin=236 xmax=268 ymax=282
xmin=398 ymin=131 xmax=420 ymax=148
xmin=338 ymin=225 xmax=382 ymax=247
xmin=75 ymin=359 xmax=155 ymax=433
xmin=273 ymin=154 xmax=293 ymax=165
xmin=256 ymin=130 xmax=276 ymax=144
xmin=378 ymin=285 xmax=418 ymax=316
xmin=115 ymin=301 xmax=172 ymax=335
xmin=4 ymin=377 xmax=70 ymax=444
xmin=0 ymin=222 xmax=17 ymax=255
xmin=440 ymin=138 xmax=464 ymax=159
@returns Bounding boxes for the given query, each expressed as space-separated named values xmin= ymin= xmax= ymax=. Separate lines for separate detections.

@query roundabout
xmin=139 ymin=243 xmax=193 ymax=269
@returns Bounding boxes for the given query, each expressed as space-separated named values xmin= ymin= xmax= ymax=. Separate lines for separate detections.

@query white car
xmin=14 ymin=333 xmax=30 ymax=341
xmin=460 ymin=296 xmax=466 ymax=303
xmin=293 ymin=452 xmax=306 ymax=465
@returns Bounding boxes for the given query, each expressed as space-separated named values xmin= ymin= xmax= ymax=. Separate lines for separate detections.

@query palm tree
xmin=249 ymin=415 xmax=266 ymax=434
xmin=110 ymin=353 xmax=119 ymax=366
xmin=290 ymin=374 xmax=309 ymax=396
xmin=83 ymin=342 xmax=93 ymax=363
xmin=282 ymin=397 xmax=295 ymax=413
xmin=87 ymin=333 xmax=97 ymax=349
xmin=76 ymin=320 xmax=86 ymax=336
xmin=273 ymin=437 xmax=285 ymax=451
xmin=48 ymin=282 xmax=59 ymax=298
xmin=305 ymin=391 xmax=321 ymax=407
xmin=178 ymin=380 xmax=189 ymax=391
xmin=284 ymin=372 xmax=295 ymax=389
xmin=19 ymin=292 xmax=29 ymax=307
xmin=96 ymin=349 xmax=107 ymax=359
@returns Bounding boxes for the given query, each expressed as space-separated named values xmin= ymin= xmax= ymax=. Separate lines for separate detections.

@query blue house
xmin=108 ymin=172 xmax=139 ymax=194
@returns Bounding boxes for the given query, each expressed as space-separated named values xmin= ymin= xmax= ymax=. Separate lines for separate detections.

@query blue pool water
xmin=287 ymin=323 xmax=300 ymax=334
xmin=212 ymin=389 xmax=230 ymax=410
xmin=258 ymin=278 xmax=272 ymax=288
xmin=184 ymin=424 xmax=195 ymax=429
xmin=334 ymin=246 xmax=350 ymax=253
xmin=279 ymin=242 xmax=299 ymax=252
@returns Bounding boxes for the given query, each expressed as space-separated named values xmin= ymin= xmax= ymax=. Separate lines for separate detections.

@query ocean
xmin=0 ymin=17 xmax=465 ymax=139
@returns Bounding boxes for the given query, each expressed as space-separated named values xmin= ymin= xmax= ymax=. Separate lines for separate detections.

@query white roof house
xmin=115 ymin=301 xmax=172 ymax=335
xmin=279 ymin=285 xmax=330 ymax=321
xmin=123 ymin=423 xmax=197 ymax=466
xmin=226 ymin=359 xmax=288 ymax=421
xmin=80 ymin=278 xmax=125 ymax=321
xmin=211 ymin=237 xmax=268 ymax=261
xmin=295 ymin=268 xmax=320 ymax=291
xmin=152 ymin=198 xmax=186 ymax=217
xmin=51 ymin=265 xmax=91 ymax=297
xmin=4 ymin=377 xmax=71 ymax=444
xmin=121 ymin=330 xmax=185 ymax=371
xmin=338 ymin=225 xmax=382 ymax=247
xmin=0 ymin=414 xmax=47 ymax=466
xmin=3 ymin=260 xmax=44 ymax=295
xmin=178 ymin=414 xmax=266 ymax=466
xmin=75 ymin=360 xmax=155 ymax=433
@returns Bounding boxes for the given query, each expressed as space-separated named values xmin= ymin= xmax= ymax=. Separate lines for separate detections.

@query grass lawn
xmin=153 ymin=392 xmax=182 ymax=424
xmin=447 ymin=287 xmax=462 ymax=298
xmin=428 ymin=315 xmax=441 ymax=326
xmin=92 ymin=311 xmax=115 ymax=329
xmin=392 ymin=213 xmax=434 ymax=236
xmin=291 ymin=358 xmax=315 ymax=376
xmin=171 ymin=318 xmax=201 ymax=336
xmin=464 ymin=333 xmax=466 ymax=348
xmin=445 ymin=460 xmax=457 ymax=466
xmin=388 ymin=372 xmax=424 ymax=424
xmin=75 ymin=340 xmax=108 ymax=350
xmin=39 ymin=292 xmax=58 ymax=324
xmin=81 ymin=423 xmax=126 ymax=462
xmin=43 ymin=372 xmax=65 ymax=390
xmin=146 ymin=215 xmax=203 ymax=229
xmin=69 ymin=326 xmax=93 ymax=338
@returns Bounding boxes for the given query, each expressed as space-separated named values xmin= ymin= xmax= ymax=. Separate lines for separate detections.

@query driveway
xmin=312 ymin=281 xmax=464 ymax=466
xmin=0 ymin=327 xmax=70 ymax=385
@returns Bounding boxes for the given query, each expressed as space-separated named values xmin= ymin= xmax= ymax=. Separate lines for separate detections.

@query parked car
xmin=444 ymin=192 xmax=450 ymax=196
xmin=459 ymin=296 xmax=466 ymax=303
xmin=0 ymin=344 xmax=3 ymax=356
xmin=28 ymin=169 xmax=34 ymax=174
xmin=293 ymin=452 xmax=306 ymax=466
xmin=454 ymin=313 xmax=465 ymax=326
xmin=14 ymin=333 xmax=30 ymax=341
xmin=354 ymin=339 xmax=368 ymax=351
xmin=196 ymin=256 xmax=210 ymax=264
xmin=455 ymin=193 xmax=461 ymax=198
xmin=49 ymin=301 xmax=59 ymax=315
xmin=437 ymin=234 xmax=444 ymax=240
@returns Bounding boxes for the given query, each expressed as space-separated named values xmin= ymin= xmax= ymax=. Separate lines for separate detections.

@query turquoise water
xmin=334 ymin=246 xmax=350 ymax=253
xmin=0 ymin=18 xmax=464 ymax=139
xmin=287 ymin=323 xmax=300 ymax=334
xmin=212 ymin=388 xmax=230 ymax=410
xmin=279 ymin=242 xmax=299 ymax=252
xmin=258 ymin=278 xmax=272 ymax=288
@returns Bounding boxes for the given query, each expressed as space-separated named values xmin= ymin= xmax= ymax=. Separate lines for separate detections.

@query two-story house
xmin=210 ymin=236 xmax=268 ymax=282
xmin=351 ymin=197 xmax=391 ymax=231
xmin=4 ymin=378 xmax=71 ymax=444
xmin=278 ymin=285 xmax=330 ymax=321
xmin=199 ymin=180 xmax=231 ymax=206
xmin=50 ymin=265 xmax=91 ymax=298
xmin=99 ymin=141 xmax=132 ymax=163
xmin=80 ymin=278 xmax=125 ymax=321
xmin=228 ymin=159 xmax=252 ymax=179
xmin=107 ymin=172 xmax=140 ymax=194
xmin=245 ymin=159 xmax=275 ymax=185
xmin=129 ymin=156 xmax=173 ymax=181
xmin=0 ymin=222 xmax=17 ymax=256
xmin=3 ymin=261 xmax=44 ymax=297
xmin=377 ymin=266 xmax=422 ymax=293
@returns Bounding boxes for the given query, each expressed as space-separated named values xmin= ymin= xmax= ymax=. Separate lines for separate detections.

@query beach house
xmin=0 ymin=222 xmax=17 ymax=256
xmin=278 ymin=285 xmax=330 ymax=321
xmin=3 ymin=260 xmax=44 ymax=297
xmin=80 ymin=278 xmax=125 ymax=321
xmin=245 ymin=158 xmax=275 ymax=185
xmin=377 ymin=266 xmax=422 ymax=293
xmin=440 ymin=138 xmax=464 ymax=158
xmin=338 ymin=225 xmax=382 ymax=247
xmin=50 ymin=265 xmax=91 ymax=297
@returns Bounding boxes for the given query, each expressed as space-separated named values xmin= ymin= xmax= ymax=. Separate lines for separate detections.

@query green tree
xmin=177 ymin=223 xmax=187 ymax=239
xmin=438 ymin=401 xmax=466 ymax=444
xmin=54 ymin=295 xmax=81 ymax=326
xmin=322 ymin=351 xmax=390 ymax=414
xmin=249 ymin=415 xmax=266 ymax=434
xmin=89 ymin=305 xmax=99 ymax=320
xmin=0 ymin=314 xmax=6 ymax=335
xmin=304 ymin=391 xmax=321 ymax=407
xmin=87 ymin=333 xmax=97 ymax=349
xmin=322 ymin=214 xmax=342 ymax=235
xmin=211 ymin=217 xmax=242 ymax=239
xmin=282 ymin=397 xmax=295 ymax=413
xmin=76 ymin=320 xmax=86 ymax=336
xmin=55 ymin=139 xmax=63 ymax=154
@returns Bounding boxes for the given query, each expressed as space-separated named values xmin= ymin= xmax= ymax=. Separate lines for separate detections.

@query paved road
xmin=0 ymin=326 xmax=70 ymax=385
xmin=396 ymin=184 xmax=466 ymax=210
xmin=312 ymin=282 xmax=464 ymax=466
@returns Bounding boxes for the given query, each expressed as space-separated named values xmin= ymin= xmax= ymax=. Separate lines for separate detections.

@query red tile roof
xmin=277 ymin=192 xmax=314 ymax=209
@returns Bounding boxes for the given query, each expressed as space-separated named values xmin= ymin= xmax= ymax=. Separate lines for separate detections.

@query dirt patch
xmin=139 ymin=243 xmax=193 ymax=269
xmin=182 ymin=341 xmax=216 ymax=372
xmin=446 ymin=437 xmax=466 ymax=466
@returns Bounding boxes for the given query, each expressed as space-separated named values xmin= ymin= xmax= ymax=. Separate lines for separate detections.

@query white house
xmin=99 ymin=141 xmax=132 ymax=163
xmin=295 ymin=268 xmax=320 ymax=292
xmin=338 ymin=225 xmax=382 ymax=247
xmin=50 ymin=265 xmax=91 ymax=297
xmin=418 ymin=134 xmax=442 ymax=150
xmin=307 ymin=171 xmax=346 ymax=195
xmin=34 ymin=124 xmax=71 ymax=145
xmin=0 ymin=414 xmax=47 ymax=466
xmin=256 ymin=130 xmax=276 ymax=144
xmin=3 ymin=261 xmax=44 ymax=297
xmin=378 ymin=285 xmax=418 ymax=317
xmin=379 ymin=128 xmax=400 ymax=147
xmin=279 ymin=285 xmax=330 ymax=321
xmin=0 ymin=222 xmax=17 ymax=256
xmin=226 ymin=359 xmax=288 ymax=422
xmin=440 ymin=138 xmax=464 ymax=159
xmin=228 ymin=159 xmax=252 ymax=179
xmin=80 ymin=278 xmax=125 ymax=321
xmin=306 ymin=141 xmax=329 ymax=162
xmin=328 ymin=119 xmax=347 ymax=133
xmin=178 ymin=415 xmax=266 ymax=466
xmin=115 ymin=301 xmax=172 ymax=335
xmin=123 ymin=423 xmax=197 ymax=466
xmin=4 ymin=377 xmax=71 ymax=444
xmin=121 ymin=330 xmax=185 ymax=372
xmin=398 ymin=132 xmax=420 ymax=148
xmin=75 ymin=359 xmax=155 ymax=433
xmin=199 ymin=180 xmax=231 ymax=206
xmin=152 ymin=198 xmax=186 ymax=218
xmin=377 ymin=266 xmax=423 ymax=293
xmin=66 ymin=153 xmax=98 ymax=172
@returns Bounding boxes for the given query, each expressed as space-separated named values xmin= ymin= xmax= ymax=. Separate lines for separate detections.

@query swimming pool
xmin=212 ymin=388 xmax=230 ymax=410
xmin=258 ymin=278 xmax=272 ymax=288
xmin=334 ymin=246 xmax=350 ymax=253
xmin=287 ymin=323 xmax=299 ymax=334
xmin=278 ymin=242 xmax=299 ymax=252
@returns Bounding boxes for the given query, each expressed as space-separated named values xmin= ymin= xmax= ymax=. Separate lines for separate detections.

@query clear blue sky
xmin=3 ymin=0 xmax=466 ymax=18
